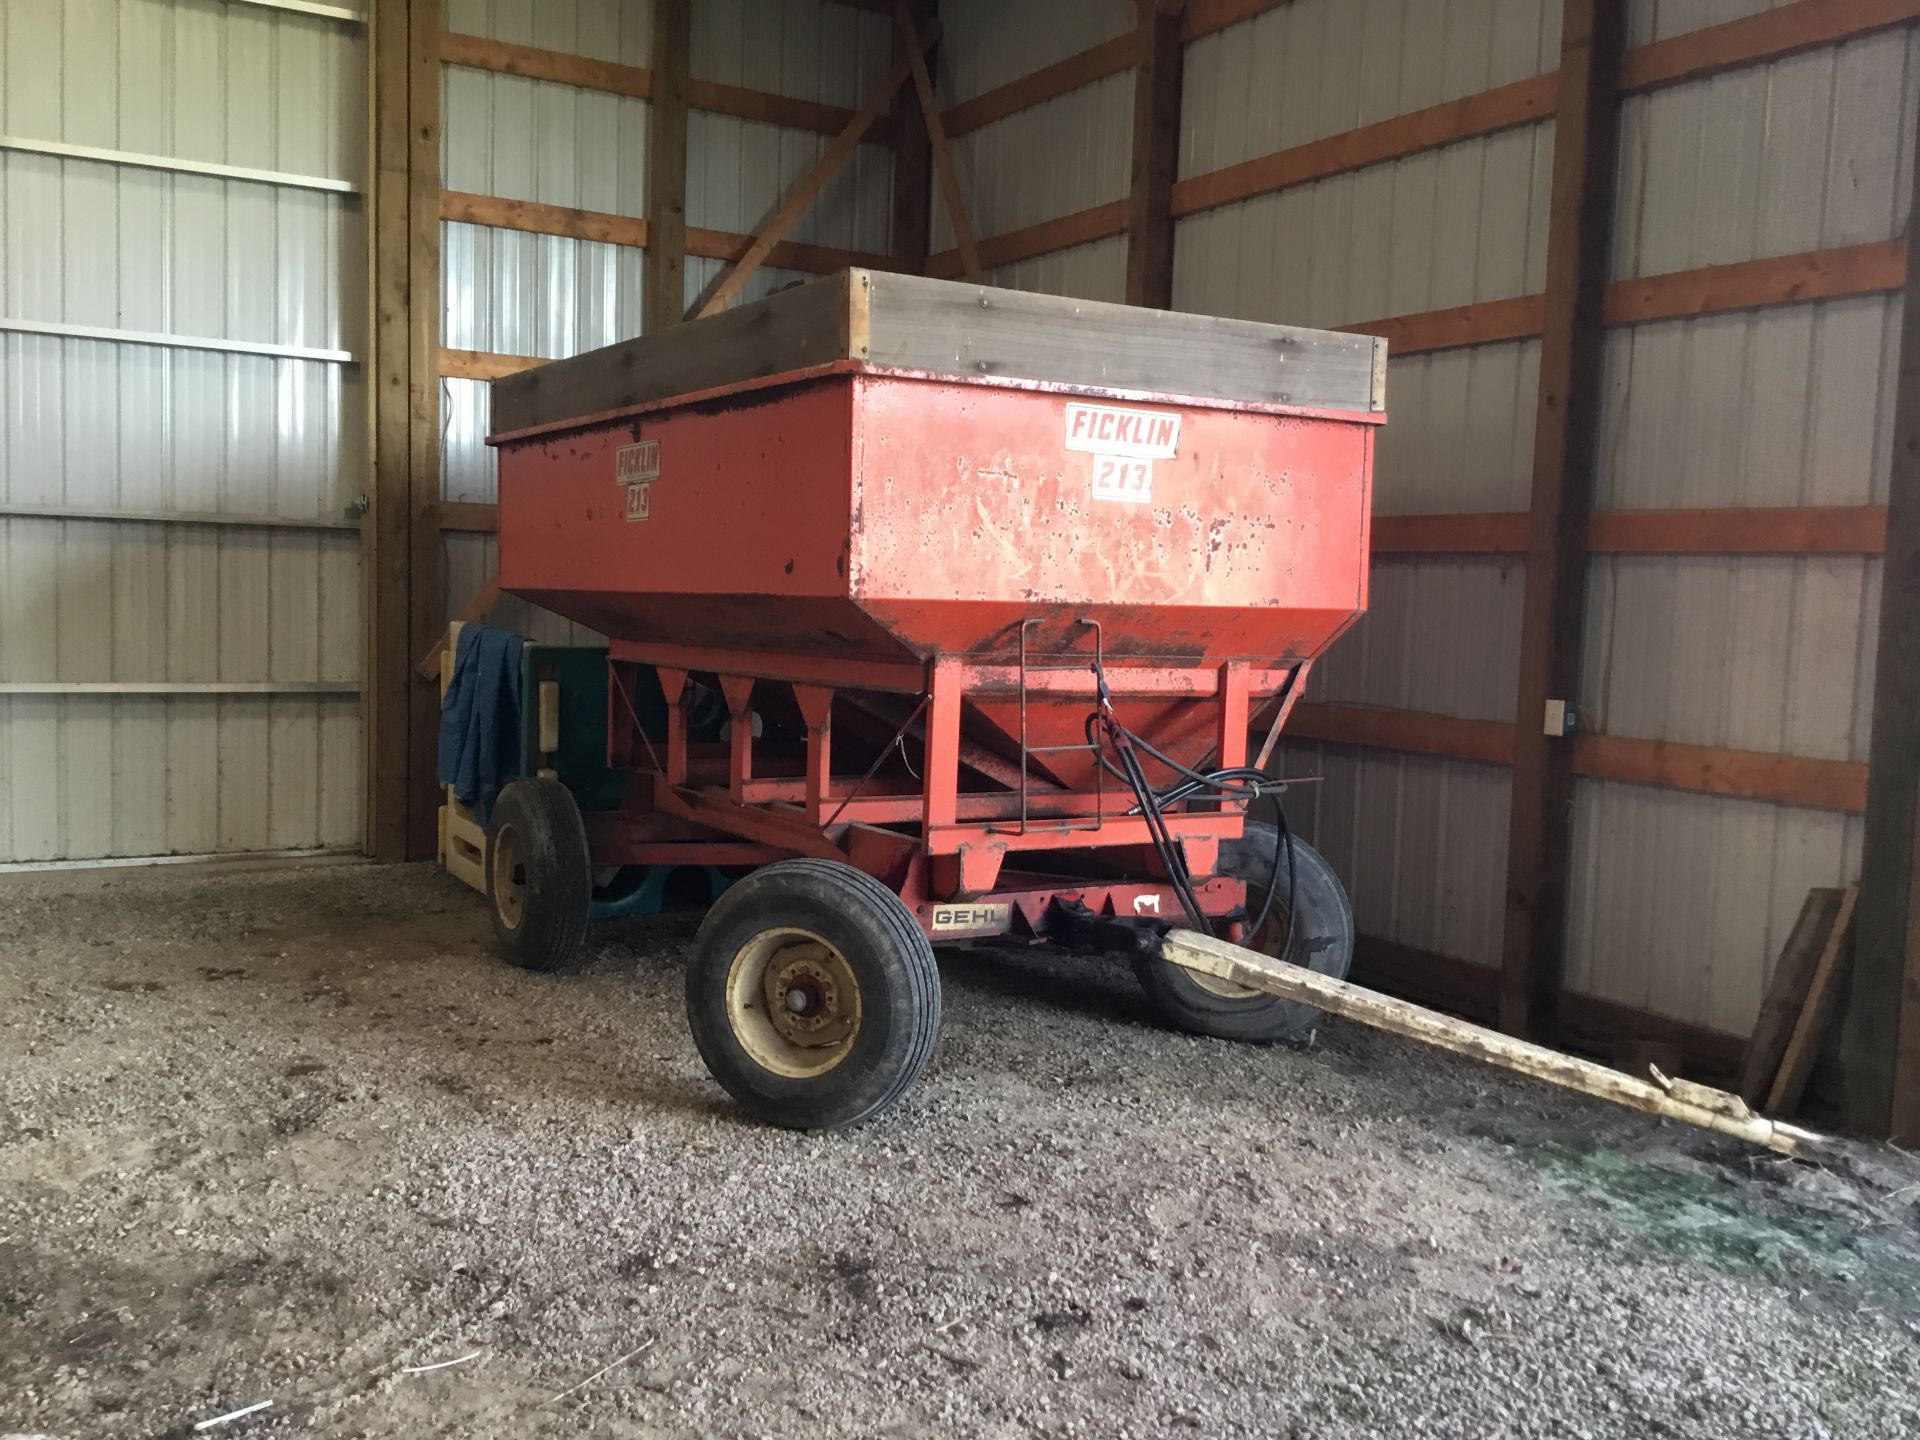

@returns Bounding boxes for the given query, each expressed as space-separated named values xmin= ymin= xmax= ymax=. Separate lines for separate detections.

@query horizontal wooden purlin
xmin=926 ymin=199 xmax=1129 ymax=279
xmin=1350 ymin=935 xmax=1747 ymax=1079
xmin=440 ymin=31 xmax=651 ymax=99
xmin=1341 ymin=294 xmax=1545 ymax=357
xmin=1589 ymin=504 xmax=1889 ymax=555
xmin=1371 ymin=512 xmax=1529 ymax=553
xmin=1171 ymin=73 xmax=1558 ymax=220
xmin=684 ymin=225 xmax=895 ymax=275
xmin=942 ymin=33 xmax=1139 ymax=138
xmin=1287 ymin=701 xmax=1516 ymax=767
xmin=1602 ymin=240 xmax=1908 ymax=327
xmin=438 ymin=191 xmax=891 ymax=274
xmin=439 ymin=31 xmax=880 ymax=140
xmin=1620 ymin=0 xmax=1920 ymax=94
xmin=438 ymin=501 xmax=498 ymax=533
xmin=1181 ymin=0 xmax=1295 ymax=42
xmin=1372 ymin=505 xmax=1889 ymax=556
xmin=1285 ymin=701 xmax=1866 ymax=812
xmin=441 ymin=190 xmax=648 ymax=247
xmin=440 ymin=348 xmax=545 ymax=381
xmin=1575 ymin=733 xmax=1869 ymax=814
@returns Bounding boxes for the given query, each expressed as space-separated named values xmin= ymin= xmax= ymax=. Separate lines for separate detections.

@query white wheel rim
xmin=492 ymin=823 xmax=527 ymax=930
xmin=724 ymin=926 xmax=863 ymax=1078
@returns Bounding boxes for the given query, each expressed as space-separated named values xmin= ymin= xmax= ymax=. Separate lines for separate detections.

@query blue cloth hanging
xmin=436 ymin=624 xmax=525 ymax=826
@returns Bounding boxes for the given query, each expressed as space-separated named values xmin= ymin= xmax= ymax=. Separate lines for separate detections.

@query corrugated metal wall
xmin=1565 ymin=3 xmax=1917 ymax=1034
xmin=936 ymin=0 xmax=1912 ymax=1039
xmin=439 ymin=0 xmax=894 ymax=640
xmin=0 ymin=0 xmax=367 ymax=865
xmin=934 ymin=0 xmax=1134 ymax=301
xmin=1181 ymin=0 xmax=1559 ymax=978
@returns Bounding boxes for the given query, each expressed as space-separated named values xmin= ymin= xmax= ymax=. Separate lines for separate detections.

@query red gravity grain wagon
xmin=481 ymin=270 xmax=1385 ymax=1130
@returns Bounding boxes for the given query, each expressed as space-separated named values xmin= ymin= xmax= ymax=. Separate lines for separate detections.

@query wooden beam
xmin=1767 ymin=885 xmax=1861 ymax=1116
xmin=440 ymin=31 xmax=882 ymax=139
xmin=894 ymin=2 xmax=980 ymax=282
xmin=644 ymin=0 xmax=690 ymax=334
xmin=368 ymin=0 xmax=412 ymax=862
xmin=1124 ymin=0 xmax=1184 ymax=308
xmin=926 ymin=199 xmax=1130 ymax=279
xmin=1340 ymin=293 xmax=1546 ymax=356
xmin=1590 ymin=504 xmax=1890 ymax=555
xmin=437 ymin=192 xmax=893 ymax=274
xmin=440 ymin=347 xmax=545 ymax=381
xmin=1171 ymin=74 xmax=1558 ymax=220
xmin=438 ymin=500 xmax=499 ymax=533
xmin=1620 ymin=0 xmax=1920 ymax=94
xmin=1180 ymin=0 xmax=1292 ymax=40
xmin=438 ymin=32 xmax=652 ymax=98
xmin=1162 ymin=926 xmax=1821 ymax=1154
xmin=890 ymin=0 xmax=936 ymax=270
xmin=1575 ymin=733 xmax=1869 ymax=813
xmin=1287 ymin=701 xmax=1868 ymax=814
xmin=1603 ymin=239 xmax=1908 ymax=326
xmin=1500 ymin=0 xmax=1627 ymax=1039
xmin=1287 ymin=701 xmax=1517 ymax=767
xmin=941 ymin=33 xmax=1139 ymax=139
xmin=1846 ymin=61 xmax=1920 ymax=1141
xmin=692 ymin=21 xmax=935 ymax=318
xmin=442 ymin=191 xmax=649 ymax=248
xmin=406 ymin=0 xmax=444 ymax=861
xmin=1372 ymin=505 xmax=1889 ymax=556
xmin=1738 ymin=887 xmax=1848 ymax=1105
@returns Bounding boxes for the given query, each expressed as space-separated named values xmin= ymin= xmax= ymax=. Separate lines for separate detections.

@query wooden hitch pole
xmin=1159 ymin=928 xmax=1826 ymax=1157
xmin=893 ymin=0 xmax=983 ymax=283
xmin=693 ymin=20 xmax=944 ymax=320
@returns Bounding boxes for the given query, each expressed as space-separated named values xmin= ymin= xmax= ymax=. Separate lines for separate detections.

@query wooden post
xmin=405 ymin=0 xmax=445 ymax=860
xmin=893 ymin=1 xmax=981 ymax=284
xmin=1843 ymin=96 xmax=1920 ymax=1140
xmin=890 ymin=0 xmax=936 ymax=271
xmin=368 ymin=0 xmax=413 ymax=861
xmin=645 ymin=0 xmax=691 ymax=332
xmin=1124 ymin=0 xmax=1183 ymax=308
xmin=1498 ymin=0 xmax=1626 ymax=1037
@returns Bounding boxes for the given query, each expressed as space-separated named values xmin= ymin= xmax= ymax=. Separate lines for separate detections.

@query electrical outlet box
xmin=1544 ymin=699 xmax=1576 ymax=737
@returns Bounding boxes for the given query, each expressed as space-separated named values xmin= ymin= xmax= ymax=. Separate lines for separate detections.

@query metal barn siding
xmin=1564 ymin=18 xmax=1918 ymax=1035
xmin=1171 ymin=0 xmax=1560 ymax=967
xmin=438 ymin=0 xmax=892 ymax=642
xmin=934 ymin=0 xmax=1134 ymax=301
xmin=0 ymin=0 xmax=367 ymax=865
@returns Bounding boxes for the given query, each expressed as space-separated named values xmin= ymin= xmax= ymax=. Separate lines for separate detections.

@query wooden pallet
xmin=436 ymin=621 xmax=489 ymax=896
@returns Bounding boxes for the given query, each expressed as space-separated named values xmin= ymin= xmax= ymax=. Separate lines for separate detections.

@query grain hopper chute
xmin=480 ymin=269 xmax=1385 ymax=1129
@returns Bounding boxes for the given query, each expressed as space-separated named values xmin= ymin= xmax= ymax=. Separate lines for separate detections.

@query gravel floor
xmin=3 ymin=860 xmax=1919 ymax=1439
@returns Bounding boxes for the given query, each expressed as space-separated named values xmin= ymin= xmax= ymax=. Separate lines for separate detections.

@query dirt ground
xmin=3 ymin=861 xmax=1919 ymax=1439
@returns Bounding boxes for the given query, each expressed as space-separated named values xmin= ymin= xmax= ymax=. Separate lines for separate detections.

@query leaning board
xmin=489 ymin=270 xmax=1388 ymax=437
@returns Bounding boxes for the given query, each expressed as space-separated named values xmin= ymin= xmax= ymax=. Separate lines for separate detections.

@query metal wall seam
xmin=0 ymin=135 xmax=361 ymax=193
xmin=0 ymin=318 xmax=355 ymax=364
xmin=224 ymin=0 xmax=367 ymax=23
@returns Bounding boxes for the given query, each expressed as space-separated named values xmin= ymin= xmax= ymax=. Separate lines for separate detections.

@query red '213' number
xmin=1091 ymin=456 xmax=1151 ymax=503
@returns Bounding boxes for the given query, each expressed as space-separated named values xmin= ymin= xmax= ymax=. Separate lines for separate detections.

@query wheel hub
xmin=491 ymin=823 xmax=527 ymax=929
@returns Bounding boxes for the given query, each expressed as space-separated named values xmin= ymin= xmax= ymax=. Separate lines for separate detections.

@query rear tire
xmin=687 ymin=859 xmax=941 ymax=1131
xmin=1133 ymin=824 xmax=1353 ymax=1043
xmin=486 ymin=778 xmax=593 ymax=973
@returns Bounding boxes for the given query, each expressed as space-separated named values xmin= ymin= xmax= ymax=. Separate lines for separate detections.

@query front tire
xmin=1133 ymin=823 xmax=1353 ymax=1043
xmin=486 ymin=778 xmax=593 ymax=973
xmin=687 ymin=859 xmax=941 ymax=1131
